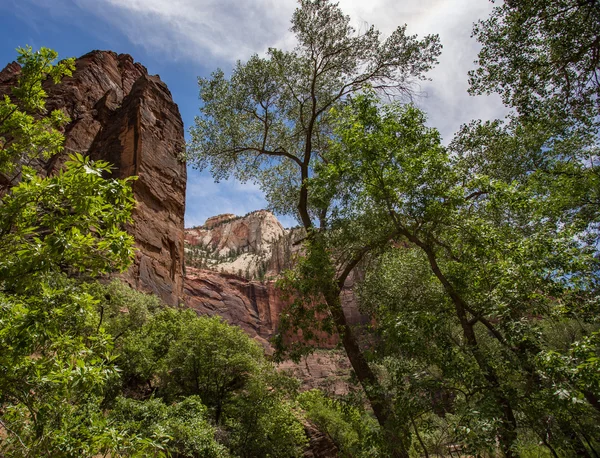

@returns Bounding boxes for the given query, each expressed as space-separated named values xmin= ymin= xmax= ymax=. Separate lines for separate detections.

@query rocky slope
xmin=0 ymin=51 xmax=186 ymax=306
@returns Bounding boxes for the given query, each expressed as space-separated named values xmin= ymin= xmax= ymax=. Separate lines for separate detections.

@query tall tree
xmin=320 ymin=90 xmax=600 ymax=457
xmin=189 ymin=0 xmax=441 ymax=454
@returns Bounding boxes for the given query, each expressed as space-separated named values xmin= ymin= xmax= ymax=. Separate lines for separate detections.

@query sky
xmin=0 ymin=0 xmax=507 ymax=228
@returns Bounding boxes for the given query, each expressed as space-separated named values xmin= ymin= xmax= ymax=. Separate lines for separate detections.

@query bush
xmin=298 ymin=389 xmax=382 ymax=457
xmin=110 ymin=396 xmax=229 ymax=457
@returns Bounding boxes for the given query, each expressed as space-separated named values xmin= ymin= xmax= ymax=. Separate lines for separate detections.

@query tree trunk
xmin=322 ymin=284 xmax=411 ymax=458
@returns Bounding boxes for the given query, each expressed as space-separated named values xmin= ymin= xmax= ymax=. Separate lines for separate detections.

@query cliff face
xmin=185 ymin=210 xmax=297 ymax=279
xmin=184 ymin=267 xmax=285 ymax=350
xmin=0 ymin=51 xmax=186 ymax=306
xmin=184 ymin=211 xmax=367 ymax=352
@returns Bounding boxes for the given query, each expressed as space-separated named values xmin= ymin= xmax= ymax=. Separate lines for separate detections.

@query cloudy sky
xmin=0 ymin=0 xmax=506 ymax=228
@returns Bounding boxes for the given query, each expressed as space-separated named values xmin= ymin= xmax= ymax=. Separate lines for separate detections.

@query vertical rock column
xmin=88 ymin=73 xmax=186 ymax=306
xmin=0 ymin=51 xmax=187 ymax=306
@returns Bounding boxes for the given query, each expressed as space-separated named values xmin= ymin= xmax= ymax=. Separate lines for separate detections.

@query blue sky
xmin=0 ymin=0 xmax=506 ymax=229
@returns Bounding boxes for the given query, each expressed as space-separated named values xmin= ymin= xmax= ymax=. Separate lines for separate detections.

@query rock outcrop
xmin=279 ymin=351 xmax=353 ymax=396
xmin=184 ymin=211 xmax=368 ymax=352
xmin=0 ymin=51 xmax=186 ymax=306
xmin=186 ymin=210 xmax=295 ymax=278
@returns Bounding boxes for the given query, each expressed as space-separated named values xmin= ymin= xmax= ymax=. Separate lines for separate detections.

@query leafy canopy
xmin=0 ymin=47 xmax=138 ymax=457
xmin=189 ymin=0 xmax=441 ymax=226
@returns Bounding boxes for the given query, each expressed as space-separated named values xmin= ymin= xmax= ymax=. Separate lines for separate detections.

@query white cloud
xmin=335 ymin=0 xmax=508 ymax=141
xmin=71 ymin=0 xmax=296 ymax=64
xmin=71 ymin=0 xmax=507 ymax=138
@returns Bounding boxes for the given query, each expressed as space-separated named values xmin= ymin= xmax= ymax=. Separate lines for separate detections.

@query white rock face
xmin=185 ymin=210 xmax=294 ymax=279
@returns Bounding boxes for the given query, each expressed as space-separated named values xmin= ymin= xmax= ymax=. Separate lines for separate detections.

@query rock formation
xmin=184 ymin=267 xmax=285 ymax=349
xmin=184 ymin=211 xmax=368 ymax=352
xmin=0 ymin=51 xmax=186 ymax=306
xmin=185 ymin=210 xmax=299 ymax=278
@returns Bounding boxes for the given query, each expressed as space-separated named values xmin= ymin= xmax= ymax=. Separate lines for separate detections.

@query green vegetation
xmin=298 ymin=389 xmax=382 ymax=457
xmin=0 ymin=46 xmax=136 ymax=457
xmin=3 ymin=0 xmax=600 ymax=456
xmin=101 ymin=282 xmax=308 ymax=458
xmin=190 ymin=0 xmax=600 ymax=456
xmin=0 ymin=47 xmax=309 ymax=457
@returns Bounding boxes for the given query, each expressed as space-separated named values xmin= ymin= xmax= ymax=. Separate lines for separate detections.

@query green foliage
xmin=0 ymin=44 xmax=310 ymax=458
xmin=117 ymin=307 xmax=190 ymax=393
xmin=189 ymin=0 xmax=440 ymax=222
xmin=107 ymin=295 xmax=308 ymax=456
xmin=298 ymin=389 xmax=382 ymax=457
xmin=12 ymin=46 xmax=76 ymax=112
xmin=226 ymin=374 xmax=307 ymax=458
xmin=0 ymin=47 xmax=136 ymax=458
xmin=189 ymin=4 xmax=440 ymax=454
xmin=0 ymin=154 xmax=136 ymax=289
xmin=110 ymin=396 xmax=229 ymax=457
xmin=274 ymin=236 xmax=337 ymax=360
xmin=92 ymin=279 xmax=163 ymax=341
xmin=320 ymin=56 xmax=600 ymax=457
xmin=470 ymin=0 xmax=600 ymax=129
xmin=0 ymin=46 xmax=74 ymax=177
xmin=0 ymin=286 xmax=120 ymax=456
xmin=160 ymin=315 xmax=263 ymax=422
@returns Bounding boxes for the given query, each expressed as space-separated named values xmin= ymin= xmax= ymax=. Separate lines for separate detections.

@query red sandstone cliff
xmin=0 ymin=51 xmax=186 ymax=306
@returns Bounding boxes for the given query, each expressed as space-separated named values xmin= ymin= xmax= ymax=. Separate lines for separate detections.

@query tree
xmin=161 ymin=315 xmax=264 ymax=424
xmin=188 ymin=2 xmax=441 ymax=453
xmin=467 ymin=0 xmax=600 ymax=235
xmin=318 ymin=90 xmax=600 ymax=456
xmin=469 ymin=0 xmax=600 ymax=130
xmin=109 ymin=396 xmax=229 ymax=457
xmin=112 ymin=301 xmax=308 ymax=457
xmin=298 ymin=389 xmax=382 ymax=457
xmin=0 ymin=47 xmax=138 ymax=456
xmin=0 ymin=46 xmax=74 ymax=185
xmin=226 ymin=370 xmax=307 ymax=458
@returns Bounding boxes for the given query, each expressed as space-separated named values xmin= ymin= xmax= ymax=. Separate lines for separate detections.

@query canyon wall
xmin=0 ymin=51 xmax=186 ymax=306
xmin=184 ymin=211 xmax=368 ymax=352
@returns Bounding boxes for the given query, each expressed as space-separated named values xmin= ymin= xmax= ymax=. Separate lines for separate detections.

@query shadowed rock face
xmin=0 ymin=51 xmax=186 ymax=306
xmin=184 ymin=267 xmax=286 ymax=350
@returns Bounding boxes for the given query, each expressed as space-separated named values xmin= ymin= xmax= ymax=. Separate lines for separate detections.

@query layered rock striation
xmin=185 ymin=210 xmax=299 ymax=279
xmin=0 ymin=51 xmax=186 ymax=306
